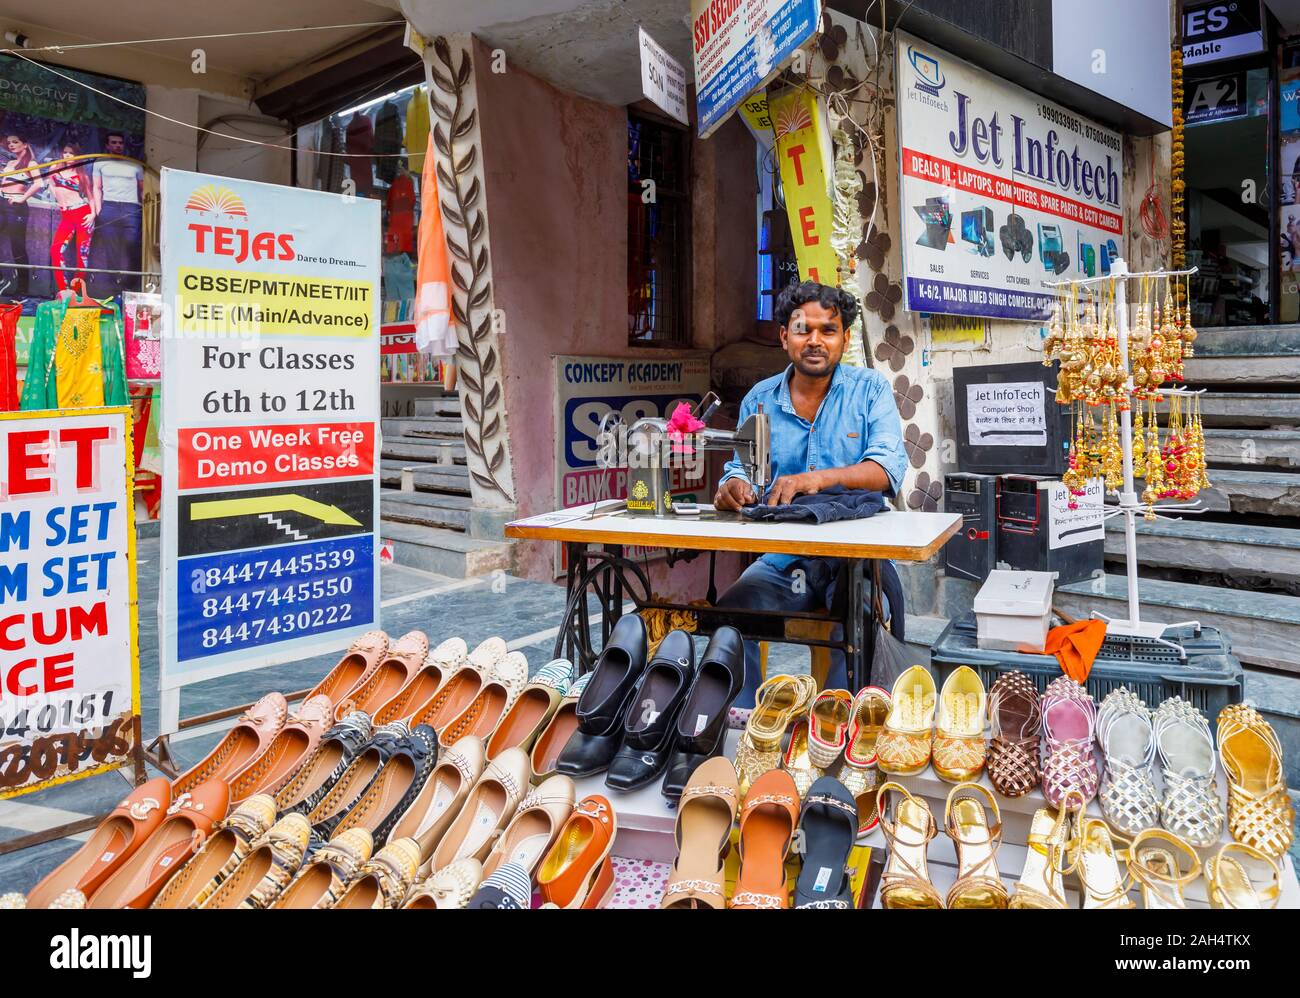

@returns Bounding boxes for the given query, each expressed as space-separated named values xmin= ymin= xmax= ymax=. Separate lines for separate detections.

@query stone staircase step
xmin=1203 ymin=428 xmax=1300 ymax=468
xmin=414 ymin=396 xmax=463 ymax=418
xmin=1103 ymin=516 xmax=1300 ymax=583
xmin=1198 ymin=468 xmax=1300 ymax=515
xmin=381 ymin=416 xmax=465 ymax=438
xmin=380 ymin=488 xmax=472 ymax=531
xmin=1184 ymin=324 xmax=1300 ymax=384
xmin=379 ymin=459 xmax=472 ymax=495
xmin=381 ymin=437 xmax=468 ymax=464
xmin=1056 ymin=573 xmax=1300 ymax=674
xmin=1198 ymin=392 xmax=1300 ymax=427
xmin=379 ymin=520 xmax=511 ymax=577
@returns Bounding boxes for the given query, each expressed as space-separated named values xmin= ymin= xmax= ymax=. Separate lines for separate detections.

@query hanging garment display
xmin=345 ymin=112 xmax=376 ymax=198
xmin=406 ymin=87 xmax=430 ymax=175
xmin=414 ymin=135 xmax=456 ymax=357
xmin=122 ymin=291 xmax=163 ymax=381
xmin=0 ymin=302 xmax=20 ymax=411
xmin=21 ymin=297 xmax=128 ymax=410
xmin=374 ymin=99 xmax=404 ymax=184
xmin=318 ymin=121 xmax=347 ymax=195
xmin=386 ymin=171 xmax=416 ymax=255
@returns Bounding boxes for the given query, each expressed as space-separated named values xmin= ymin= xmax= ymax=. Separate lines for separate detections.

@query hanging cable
xmin=0 ymin=21 xmax=402 ymax=56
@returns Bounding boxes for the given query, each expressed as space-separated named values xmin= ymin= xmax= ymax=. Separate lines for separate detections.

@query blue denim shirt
xmin=720 ymin=362 xmax=907 ymax=570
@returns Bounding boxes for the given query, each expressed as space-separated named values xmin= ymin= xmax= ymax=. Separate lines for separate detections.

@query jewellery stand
xmin=1044 ymin=259 xmax=1202 ymax=655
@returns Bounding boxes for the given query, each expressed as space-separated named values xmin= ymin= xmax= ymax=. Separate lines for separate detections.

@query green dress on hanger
xmin=21 ymin=297 xmax=128 ymax=410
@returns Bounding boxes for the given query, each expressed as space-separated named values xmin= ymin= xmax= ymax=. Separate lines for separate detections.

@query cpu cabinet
xmin=995 ymin=474 xmax=1103 ymax=585
xmin=942 ymin=473 xmax=998 ymax=582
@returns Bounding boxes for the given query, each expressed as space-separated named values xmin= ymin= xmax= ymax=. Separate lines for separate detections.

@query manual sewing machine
xmin=622 ymin=393 xmax=770 ymax=517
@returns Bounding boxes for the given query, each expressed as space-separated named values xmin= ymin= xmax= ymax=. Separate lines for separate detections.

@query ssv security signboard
xmin=896 ymin=32 xmax=1125 ymax=322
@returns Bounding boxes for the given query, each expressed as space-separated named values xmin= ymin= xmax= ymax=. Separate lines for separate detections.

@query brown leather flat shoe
xmin=437 ymin=651 xmax=528 ymax=747
xmin=335 ymin=630 xmax=428 ymax=721
xmin=198 ymin=813 xmax=311 ymax=909
xmin=370 ymin=637 xmax=467 ymax=725
xmin=273 ymin=711 xmax=373 ymax=814
xmin=305 ymin=630 xmax=388 ymax=710
xmin=529 ymin=674 xmax=589 ymax=784
xmin=486 ymin=659 xmax=572 ymax=760
xmin=329 ymin=837 xmax=421 ymax=908
xmin=172 ymin=692 xmax=288 ymax=797
xmin=26 ymin=777 xmax=171 ymax=908
xmin=150 ymin=795 xmax=277 ymax=909
xmin=228 ymin=695 xmax=333 ymax=802
xmin=87 ymin=779 xmax=230 ymax=909
xmin=271 ymin=828 xmax=374 ymax=909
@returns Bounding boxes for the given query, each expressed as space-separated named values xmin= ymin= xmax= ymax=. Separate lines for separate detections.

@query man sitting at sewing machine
xmin=714 ymin=280 xmax=908 ymax=707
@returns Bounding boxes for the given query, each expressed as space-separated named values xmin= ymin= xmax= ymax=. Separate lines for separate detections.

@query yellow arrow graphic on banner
xmin=189 ymin=495 xmax=361 ymax=527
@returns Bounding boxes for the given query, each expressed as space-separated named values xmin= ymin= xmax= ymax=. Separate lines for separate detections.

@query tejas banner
xmin=691 ymin=0 xmax=821 ymax=137
xmin=158 ymin=170 xmax=380 ymax=704
xmin=896 ymin=32 xmax=1125 ymax=322
xmin=0 ymin=407 xmax=140 ymax=799
xmin=769 ymin=86 xmax=838 ymax=285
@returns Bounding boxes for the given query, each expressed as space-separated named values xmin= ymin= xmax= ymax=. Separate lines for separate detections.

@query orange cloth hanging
xmin=414 ymin=132 xmax=455 ymax=357
xmin=1043 ymin=619 xmax=1108 ymax=683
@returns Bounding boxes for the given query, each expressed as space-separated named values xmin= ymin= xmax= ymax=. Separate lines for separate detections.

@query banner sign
xmin=965 ymin=381 xmax=1047 ymax=447
xmin=1185 ymin=71 xmax=1248 ymax=126
xmin=639 ymin=27 xmax=690 ymax=125
xmin=896 ymin=32 xmax=1125 ymax=321
xmin=1047 ymin=478 xmax=1105 ymax=549
xmin=159 ymin=170 xmax=380 ymax=695
xmin=770 ymin=87 xmax=838 ymax=285
xmin=554 ymin=356 xmax=709 ymax=575
xmin=0 ymin=407 xmax=139 ymax=799
xmin=1181 ymin=1 xmax=1264 ymax=67
xmin=691 ymin=0 xmax=821 ymax=137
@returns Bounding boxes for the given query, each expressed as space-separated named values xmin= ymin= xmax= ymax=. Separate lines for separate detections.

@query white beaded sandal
xmin=1153 ymin=696 xmax=1224 ymax=848
xmin=1096 ymin=687 xmax=1160 ymax=836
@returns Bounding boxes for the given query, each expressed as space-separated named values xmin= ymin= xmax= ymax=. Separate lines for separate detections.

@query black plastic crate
xmin=930 ymin=613 xmax=1244 ymax=719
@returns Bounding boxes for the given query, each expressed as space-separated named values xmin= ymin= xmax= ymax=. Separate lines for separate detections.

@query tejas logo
xmin=909 ymin=48 xmax=944 ymax=97
xmin=185 ymin=184 xmax=294 ymax=264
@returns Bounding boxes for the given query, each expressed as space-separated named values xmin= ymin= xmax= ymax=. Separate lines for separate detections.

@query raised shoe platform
xmin=1103 ymin=516 xmax=1300 ymax=584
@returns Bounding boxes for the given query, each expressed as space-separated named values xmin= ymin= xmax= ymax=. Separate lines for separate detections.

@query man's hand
xmin=714 ymin=477 xmax=757 ymax=511
xmin=765 ymin=471 xmax=825 ymax=506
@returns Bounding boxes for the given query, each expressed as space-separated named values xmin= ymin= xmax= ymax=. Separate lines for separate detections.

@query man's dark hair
xmin=105 ymin=132 xmax=125 ymax=144
xmin=774 ymin=280 xmax=859 ymax=331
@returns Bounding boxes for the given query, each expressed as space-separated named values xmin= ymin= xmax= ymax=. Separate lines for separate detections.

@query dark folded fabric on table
xmin=741 ymin=485 xmax=888 ymax=524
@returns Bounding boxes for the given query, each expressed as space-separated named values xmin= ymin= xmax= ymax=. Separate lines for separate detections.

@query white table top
xmin=505 ymin=501 xmax=961 ymax=562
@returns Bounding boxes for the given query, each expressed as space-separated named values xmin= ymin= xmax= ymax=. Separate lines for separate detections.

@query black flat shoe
xmin=605 ymin=630 xmax=696 ymax=791
xmin=334 ymin=723 xmax=439 ymax=848
xmin=793 ymin=776 xmax=859 ymax=909
xmin=556 ymin=615 xmax=648 ymax=777
xmin=305 ymin=721 xmax=411 ymax=840
xmin=661 ymin=626 xmax=744 ymax=801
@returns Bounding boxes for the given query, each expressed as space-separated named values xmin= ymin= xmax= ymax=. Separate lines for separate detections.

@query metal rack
xmin=1043 ymin=259 xmax=1203 ymax=653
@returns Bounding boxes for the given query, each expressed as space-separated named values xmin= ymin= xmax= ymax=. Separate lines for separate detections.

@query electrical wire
xmin=0 ymin=21 xmax=403 ymax=56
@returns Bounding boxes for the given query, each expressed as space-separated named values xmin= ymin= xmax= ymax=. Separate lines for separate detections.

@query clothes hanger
xmin=64 ymin=278 xmax=113 ymax=313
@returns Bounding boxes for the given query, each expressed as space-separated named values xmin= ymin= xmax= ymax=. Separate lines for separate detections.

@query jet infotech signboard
xmin=896 ymin=33 xmax=1125 ymax=322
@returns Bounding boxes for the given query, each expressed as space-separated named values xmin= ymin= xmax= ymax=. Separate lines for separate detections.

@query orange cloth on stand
xmin=414 ymin=133 xmax=455 ymax=357
xmin=1043 ymin=619 xmax=1108 ymax=683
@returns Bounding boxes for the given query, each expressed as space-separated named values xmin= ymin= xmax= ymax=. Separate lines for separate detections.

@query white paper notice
xmin=966 ymin=381 xmax=1047 ymax=446
xmin=639 ymin=27 xmax=689 ymax=125
xmin=1048 ymin=478 xmax=1105 ymax=549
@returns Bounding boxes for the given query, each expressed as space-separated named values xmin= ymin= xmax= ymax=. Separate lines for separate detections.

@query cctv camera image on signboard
xmin=896 ymin=32 xmax=1124 ymax=322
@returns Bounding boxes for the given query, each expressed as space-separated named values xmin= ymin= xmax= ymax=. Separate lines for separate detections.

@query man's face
xmin=782 ymin=301 xmax=845 ymax=378
xmin=106 ymin=136 xmax=125 ymax=155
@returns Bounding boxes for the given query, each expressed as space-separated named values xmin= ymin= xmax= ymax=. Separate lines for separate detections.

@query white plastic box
xmin=972 ymin=570 xmax=1055 ymax=652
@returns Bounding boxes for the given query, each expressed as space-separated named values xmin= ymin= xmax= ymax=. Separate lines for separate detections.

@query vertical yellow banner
xmin=770 ymin=87 xmax=838 ymax=285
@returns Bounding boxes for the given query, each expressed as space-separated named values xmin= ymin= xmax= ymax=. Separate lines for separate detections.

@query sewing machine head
xmin=624 ymin=394 xmax=770 ymax=516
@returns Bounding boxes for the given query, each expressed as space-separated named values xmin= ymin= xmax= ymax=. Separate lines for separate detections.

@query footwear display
xmin=943 ymin=782 xmax=1006 ymax=908
xmin=25 ymin=777 xmax=172 ymax=909
xmin=876 ymin=665 xmax=936 ymax=777
xmin=304 ymin=631 xmax=388 ymax=711
xmin=606 ymin=629 xmax=696 ymax=790
xmin=371 ymin=636 xmax=468 ymax=725
xmin=227 ymin=694 xmax=333 ymax=802
xmin=332 ymin=723 xmax=439 ymax=846
xmin=1072 ymin=814 xmax=1134 ymax=909
xmin=734 ymin=673 xmax=816 ymax=797
xmin=468 ymin=862 xmax=533 ymax=909
xmin=932 ymin=666 xmax=986 ymax=782
xmin=537 ymin=794 xmax=617 ymax=909
xmin=408 ymin=637 xmax=505 ymax=732
xmin=876 ymin=781 xmax=942 ymax=908
xmin=1129 ymin=828 xmax=1200 ymax=909
xmin=428 ymin=746 xmax=530 ymax=869
xmin=171 ymin=692 xmax=287 ymax=797
xmin=335 ymin=630 xmax=429 ymax=721
xmin=305 ymin=721 xmax=411 ymax=840
xmin=87 ymin=779 xmax=231 ymax=909
xmin=273 ymin=710 xmax=373 ymax=815
xmin=485 ymin=658 xmax=573 ymax=760
xmin=390 ymin=734 xmax=486 ymax=865
xmin=150 ymin=794 xmax=278 ymax=909
xmin=1153 ymin=696 xmax=1223 ymax=847
xmin=792 ymin=776 xmax=858 ymax=909
xmin=1217 ymin=703 xmax=1295 ymax=858
xmin=530 ymin=674 xmax=590 ymax=784
xmin=198 ymin=813 xmax=311 ymax=909
xmin=661 ymin=756 xmax=739 ymax=909
xmin=1008 ymin=799 xmax=1075 ymax=909
xmin=838 ymin=686 xmax=890 ymax=837
xmin=660 ymin=626 xmax=743 ymax=801
xmin=270 ymin=829 xmax=374 ymax=909
xmin=330 ymin=837 xmax=422 ymax=909
xmin=437 ymin=649 xmax=529 ymax=747
xmin=731 ymin=769 xmax=799 ymax=909
xmin=403 ymin=858 xmax=484 ymax=909
xmin=556 ymin=614 xmax=648 ymax=778
xmin=1095 ymin=687 xmax=1160 ymax=836
xmin=985 ymin=671 xmax=1041 ymax=798
xmin=1039 ymin=676 xmax=1099 ymax=809
xmin=1205 ymin=842 xmax=1281 ymax=909
xmin=483 ymin=774 xmax=575 ymax=878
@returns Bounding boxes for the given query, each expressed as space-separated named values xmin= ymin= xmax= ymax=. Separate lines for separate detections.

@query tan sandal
xmin=1205 ymin=841 xmax=1281 ymax=909
xmin=1072 ymin=816 xmax=1134 ymax=909
xmin=1129 ymin=828 xmax=1200 ymax=909
xmin=661 ymin=757 xmax=738 ymax=909
xmin=943 ymin=782 xmax=1007 ymax=908
xmin=877 ymin=781 xmax=943 ymax=908
xmin=735 ymin=674 xmax=815 ymax=796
